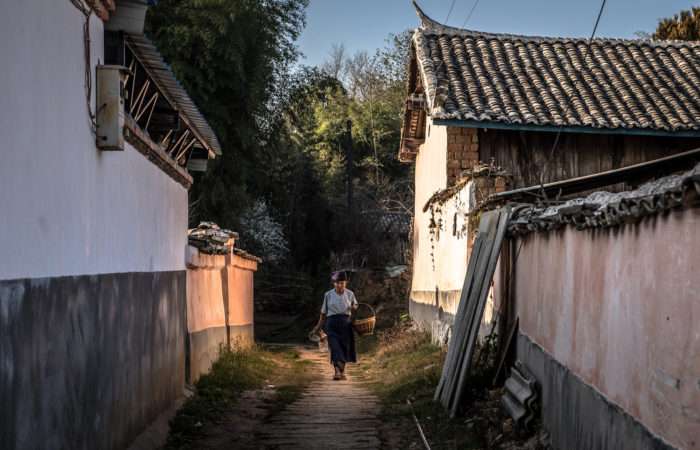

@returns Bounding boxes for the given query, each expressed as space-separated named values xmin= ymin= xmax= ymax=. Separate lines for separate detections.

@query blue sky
xmin=297 ymin=0 xmax=698 ymax=67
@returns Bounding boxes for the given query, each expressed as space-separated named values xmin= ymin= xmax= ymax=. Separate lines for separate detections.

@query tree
xmin=321 ymin=43 xmax=347 ymax=81
xmin=654 ymin=7 xmax=700 ymax=40
xmin=146 ymin=0 xmax=309 ymax=228
xmin=149 ymin=0 xmax=412 ymax=276
xmin=239 ymin=200 xmax=289 ymax=264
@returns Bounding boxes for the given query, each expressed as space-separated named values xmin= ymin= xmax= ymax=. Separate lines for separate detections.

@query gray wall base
xmin=0 ymin=271 xmax=186 ymax=450
xmin=517 ymin=333 xmax=675 ymax=450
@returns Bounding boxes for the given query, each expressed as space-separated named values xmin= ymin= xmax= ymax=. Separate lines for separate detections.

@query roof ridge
xmin=411 ymin=0 xmax=700 ymax=48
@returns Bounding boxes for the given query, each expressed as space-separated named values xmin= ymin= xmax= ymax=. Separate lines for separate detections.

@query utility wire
xmin=538 ymin=0 xmax=608 ymax=192
xmin=461 ymin=0 xmax=481 ymax=28
xmin=69 ymin=0 xmax=97 ymax=133
xmin=445 ymin=0 xmax=458 ymax=24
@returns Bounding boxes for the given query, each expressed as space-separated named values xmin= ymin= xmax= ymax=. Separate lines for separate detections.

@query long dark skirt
xmin=324 ymin=314 xmax=357 ymax=368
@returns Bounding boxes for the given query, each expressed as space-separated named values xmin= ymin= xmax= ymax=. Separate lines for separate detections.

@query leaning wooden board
xmin=434 ymin=207 xmax=512 ymax=417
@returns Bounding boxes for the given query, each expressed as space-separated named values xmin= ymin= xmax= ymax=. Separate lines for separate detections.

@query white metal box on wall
xmin=96 ymin=65 xmax=127 ymax=150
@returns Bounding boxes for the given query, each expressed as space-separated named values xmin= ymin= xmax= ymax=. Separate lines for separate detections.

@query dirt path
xmin=256 ymin=347 xmax=381 ymax=449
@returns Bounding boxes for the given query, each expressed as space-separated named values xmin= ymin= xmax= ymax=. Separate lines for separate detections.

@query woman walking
xmin=312 ymin=271 xmax=358 ymax=380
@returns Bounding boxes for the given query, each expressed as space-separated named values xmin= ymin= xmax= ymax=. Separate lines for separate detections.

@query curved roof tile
xmin=412 ymin=1 xmax=700 ymax=133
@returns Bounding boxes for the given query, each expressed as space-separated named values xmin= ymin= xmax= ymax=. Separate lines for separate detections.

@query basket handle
xmin=356 ymin=302 xmax=375 ymax=316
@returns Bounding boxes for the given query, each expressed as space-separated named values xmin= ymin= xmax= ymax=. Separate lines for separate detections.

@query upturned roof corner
xmin=412 ymin=0 xmax=462 ymax=34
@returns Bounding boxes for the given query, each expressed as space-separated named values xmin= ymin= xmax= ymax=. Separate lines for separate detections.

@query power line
xmin=429 ymin=0 xmax=481 ymax=110
xmin=445 ymin=0 xmax=458 ymax=24
xmin=539 ymin=0 xmax=608 ymax=191
xmin=461 ymin=0 xmax=481 ymax=28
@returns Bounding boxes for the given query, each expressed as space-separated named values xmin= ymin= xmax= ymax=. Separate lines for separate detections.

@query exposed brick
xmin=466 ymin=151 xmax=480 ymax=161
xmin=447 ymin=143 xmax=463 ymax=153
xmin=445 ymin=127 xmax=481 ymax=187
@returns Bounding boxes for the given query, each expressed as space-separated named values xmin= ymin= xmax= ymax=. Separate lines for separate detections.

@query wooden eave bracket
xmin=124 ymin=115 xmax=193 ymax=189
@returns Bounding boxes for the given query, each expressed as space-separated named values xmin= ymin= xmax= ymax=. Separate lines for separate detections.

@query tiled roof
xmin=125 ymin=33 xmax=222 ymax=156
xmin=412 ymin=1 xmax=700 ymax=133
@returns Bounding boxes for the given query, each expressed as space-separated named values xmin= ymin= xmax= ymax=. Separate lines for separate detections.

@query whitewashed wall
xmin=0 ymin=0 xmax=188 ymax=281
xmin=411 ymin=120 xmax=471 ymax=300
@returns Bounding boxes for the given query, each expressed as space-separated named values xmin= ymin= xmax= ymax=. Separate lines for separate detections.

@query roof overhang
xmin=433 ymin=119 xmax=700 ymax=139
xmin=124 ymin=33 xmax=222 ymax=158
xmin=398 ymin=46 xmax=427 ymax=163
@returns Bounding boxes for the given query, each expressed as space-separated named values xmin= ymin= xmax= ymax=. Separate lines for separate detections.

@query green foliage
xmin=148 ymin=0 xmax=412 ymax=291
xmin=146 ymin=0 xmax=309 ymax=228
xmin=357 ymin=326 xmax=483 ymax=449
xmin=654 ymin=7 xmax=700 ymax=40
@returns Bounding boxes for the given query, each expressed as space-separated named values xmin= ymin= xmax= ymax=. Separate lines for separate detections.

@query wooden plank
xmin=434 ymin=235 xmax=486 ymax=402
xmin=434 ymin=224 xmax=489 ymax=404
xmin=445 ymin=210 xmax=502 ymax=413
xmin=450 ymin=208 xmax=511 ymax=417
xmin=434 ymin=212 xmax=497 ymax=408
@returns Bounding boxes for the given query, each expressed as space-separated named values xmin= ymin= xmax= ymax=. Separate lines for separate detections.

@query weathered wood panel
xmin=477 ymin=129 xmax=700 ymax=189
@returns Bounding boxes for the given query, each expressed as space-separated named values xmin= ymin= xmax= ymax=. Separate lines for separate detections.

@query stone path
xmin=257 ymin=347 xmax=381 ymax=449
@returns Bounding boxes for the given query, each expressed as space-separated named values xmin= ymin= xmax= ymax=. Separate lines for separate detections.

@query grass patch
xmin=357 ymin=324 xmax=484 ymax=449
xmin=358 ymin=322 xmax=550 ymax=449
xmin=165 ymin=345 xmax=315 ymax=449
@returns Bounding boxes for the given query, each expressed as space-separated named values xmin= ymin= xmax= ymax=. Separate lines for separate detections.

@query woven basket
xmin=352 ymin=303 xmax=376 ymax=336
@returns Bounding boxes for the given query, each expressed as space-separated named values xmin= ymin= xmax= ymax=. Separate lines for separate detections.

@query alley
xmin=257 ymin=347 xmax=381 ymax=450
xmin=5 ymin=1 xmax=700 ymax=449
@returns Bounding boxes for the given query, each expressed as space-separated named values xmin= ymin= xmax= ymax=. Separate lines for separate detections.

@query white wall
xmin=0 ymin=1 xmax=188 ymax=281
xmin=411 ymin=120 xmax=471 ymax=301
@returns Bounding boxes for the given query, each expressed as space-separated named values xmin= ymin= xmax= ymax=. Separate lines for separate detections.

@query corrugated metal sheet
xmin=125 ymin=33 xmax=222 ymax=156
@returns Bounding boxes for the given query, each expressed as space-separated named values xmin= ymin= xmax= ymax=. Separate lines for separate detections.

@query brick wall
xmin=446 ymin=126 xmax=509 ymax=196
xmin=446 ymin=127 xmax=480 ymax=186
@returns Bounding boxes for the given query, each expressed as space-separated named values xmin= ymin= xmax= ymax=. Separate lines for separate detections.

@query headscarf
xmin=331 ymin=270 xmax=348 ymax=282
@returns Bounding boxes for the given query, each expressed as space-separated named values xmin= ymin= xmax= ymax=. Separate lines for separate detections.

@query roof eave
xmin=124 ymin=34 xmax=222 ymax=157
xmin=431 ymin=118 xmax=700 ymax=139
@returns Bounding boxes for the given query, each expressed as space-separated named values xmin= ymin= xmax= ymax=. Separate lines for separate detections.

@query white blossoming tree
xmin=239 ymin=199 xmax=290 ymax=264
